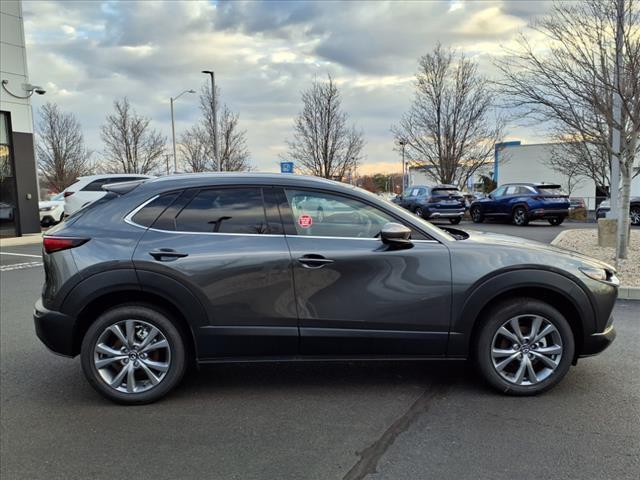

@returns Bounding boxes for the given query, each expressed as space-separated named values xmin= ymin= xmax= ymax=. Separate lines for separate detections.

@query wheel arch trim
xmin=448 ymin=268 xmax=596 ymax=357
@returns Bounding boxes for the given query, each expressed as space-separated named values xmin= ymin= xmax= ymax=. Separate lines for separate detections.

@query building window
xmin=0 ymin=112 xmax=18 ymax=237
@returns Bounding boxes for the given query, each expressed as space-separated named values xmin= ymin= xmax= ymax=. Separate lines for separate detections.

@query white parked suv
xmin=63 ymin=174 xmax=152 ymax=216
xmin=39 ymin=192 xmax=65 ymax=227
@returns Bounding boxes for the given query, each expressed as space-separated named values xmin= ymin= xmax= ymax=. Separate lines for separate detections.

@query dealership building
xmin=409 ymin=141 xmax=640 ymax=210
xmin=1 ymin=0 xmax=40 ymax=237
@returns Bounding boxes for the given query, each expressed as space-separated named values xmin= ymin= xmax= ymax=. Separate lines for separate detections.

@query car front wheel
xmin=475 ymin=298 xmax=574 ymax=395
xmin=449 ymin=217 xmax=461 ymax=225
xmin=415 ymin=207 xmax=425 ymax=218
xmin=548 ymin=217 xmax=564 ymax=226
xmin=81 ymin=305 xmax=186 ymax=404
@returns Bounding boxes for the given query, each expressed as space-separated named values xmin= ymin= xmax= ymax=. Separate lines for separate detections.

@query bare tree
xmin=190 ymin=83 xmax=251 ymax=172
xmin=283 ymin=75 xmax=364 ymax=181
xmin=393 ymin=44 xmax=504 ymax=188
xmin=100 ymin=98 xmax=166 ymax=174
xmin=496 ymin=0 xmax=640 ymax=259
xmin=35 ymin=103 xmax=92 ymax=192
xmin=179 ymin=125 xmax=209 ymax=173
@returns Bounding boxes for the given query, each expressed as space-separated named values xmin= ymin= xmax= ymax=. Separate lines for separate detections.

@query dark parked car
xmin=35 ymin=174 xmax=618 ymax=404
xmin=397 ymin=184 xmax=465 ymax=224
xmin=596 ymin=197 xmax=640 ymax=225
xmin=470 ymin=183 xmax=570 ymax=226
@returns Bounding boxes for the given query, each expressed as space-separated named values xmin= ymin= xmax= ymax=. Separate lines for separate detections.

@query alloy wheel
xmin=415 ymin=207 xmax=424 ymax=217
xmin=513 ymin=207 xmax=527 ymax=225
xmin=93 ymin=319 xmax=171 ymax=394
xmin=490 ymin=314 xmax=563 ymax=386
xmin=471 ymin=208 xmax=481 ymax=222
xmin=631 ymin=207 xmax=640 ymax=226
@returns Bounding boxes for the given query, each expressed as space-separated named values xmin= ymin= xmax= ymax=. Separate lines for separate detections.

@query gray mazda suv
xmin=34 ymin=173 xmax=618 ymax=404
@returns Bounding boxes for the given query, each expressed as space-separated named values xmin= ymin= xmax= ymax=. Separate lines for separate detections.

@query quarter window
xmin=285 ymin=189 xmax=400 ymax=238
xmin=174 ymin=188 xmax=269 ymax=234
xmin=132 ymin=192 xmax=180 ymax=227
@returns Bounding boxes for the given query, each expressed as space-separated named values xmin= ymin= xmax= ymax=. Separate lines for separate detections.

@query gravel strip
xmin=553 ymin=229 xmax=640 ymax=287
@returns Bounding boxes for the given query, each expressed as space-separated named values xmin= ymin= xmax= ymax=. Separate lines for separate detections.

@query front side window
xmin=285 ymin=189 xmax=399 ymax=238
xmin=492 ymin=186 xmax=507 ymax=197
xmin=174 ymin=188 xmax=268 ymax=234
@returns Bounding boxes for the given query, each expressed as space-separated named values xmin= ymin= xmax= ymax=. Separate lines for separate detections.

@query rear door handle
xmin=297 ymin=255 xmax=334 ymax=269
xmin=149 ymin=249 xmax=189 ymax=261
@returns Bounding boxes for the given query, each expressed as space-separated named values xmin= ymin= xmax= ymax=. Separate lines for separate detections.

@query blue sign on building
xmin=280 ymin=162 xmax=294 ymax=174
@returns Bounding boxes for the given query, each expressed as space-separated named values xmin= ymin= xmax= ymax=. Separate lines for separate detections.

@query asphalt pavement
xmin=1 ymin=223 xmax=638 ymax=480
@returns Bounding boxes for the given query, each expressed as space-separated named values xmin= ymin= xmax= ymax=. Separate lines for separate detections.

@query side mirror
xmin=380 ymin=222 xmax=412 ymax=247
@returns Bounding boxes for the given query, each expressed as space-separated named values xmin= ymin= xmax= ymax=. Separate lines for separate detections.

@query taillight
xmin=64 ymin=191 xmax=74 ymax=197
xmin=43 ymin=236 xmax=89 ymax=254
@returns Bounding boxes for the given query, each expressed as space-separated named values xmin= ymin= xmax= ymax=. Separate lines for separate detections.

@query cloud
xmin=22 ymin=0 xmax=552 ymax=174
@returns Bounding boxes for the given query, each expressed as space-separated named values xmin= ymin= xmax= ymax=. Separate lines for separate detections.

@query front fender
xmin=447 ymin=268 xmax=595 ymax=356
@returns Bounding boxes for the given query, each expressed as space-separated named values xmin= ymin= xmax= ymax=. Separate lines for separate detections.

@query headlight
xmin=39 ymin=206 xmax=53 ymax=212
xmin=580 ymin=267 xmax=619 ymax=285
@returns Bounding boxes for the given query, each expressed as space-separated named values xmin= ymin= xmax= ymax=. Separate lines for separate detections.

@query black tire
xmin=631 ymin=206 xmax=640 ymax=226
xmin=449 ymin=217 xmax=462 ymax=225
xmin=548 ymin=217 xmax=564 ymax=226
xmin=470 ymin=206 xmax=484 ymax=223
xmin=512 ymin=206 xmax=529 ymax=226
xmin=475 ymin=298 xmax=574 ymax=396
xmin=415 ymin=207 xmax=425 ymax=218
xmin=81 ymin=304 xmax=186 ymax=405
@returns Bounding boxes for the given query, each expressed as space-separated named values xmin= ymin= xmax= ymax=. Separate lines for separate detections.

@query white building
xmin=496 ymin=142 xmax=640 ymax=210
xmin=1 ymin=0 xmax=40 ymax=236
xmin=408 ymin=141 xmax=639 ymax=211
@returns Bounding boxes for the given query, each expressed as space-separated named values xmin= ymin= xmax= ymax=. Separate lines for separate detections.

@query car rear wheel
xmin=475 ymin=298 xmax=574 ymax=395
xmin=415 ymin=207 xmax=425 ymax=218
xmin=631 ymin=206 xmax=640 ymax=226
xmin=512 ymin=206 xmax=529 ymax=226
xmin=470 ymin=206 xmax=484 ymax=223
xmin=81 ymin=305 xmax=186 ymax=405
xmin=548 ymin=217 xmax=564 ymax=226
xmin=449 ymin=217 xmax=461 ymax=225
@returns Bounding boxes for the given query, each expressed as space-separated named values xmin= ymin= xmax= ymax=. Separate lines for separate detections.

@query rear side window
xmin=174 ymin=188 xmax=268 ymax=234
xmin=82 ymin=179 xmax=110 ymax=192
xmin=131 ymin=192 xmax=180 ymax=227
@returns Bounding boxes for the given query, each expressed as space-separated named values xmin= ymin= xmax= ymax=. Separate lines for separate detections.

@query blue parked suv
xmin=470 ymin=183 xmax=570 ymax=226
xmin=398 ymin=184 xmax=465 ymax=224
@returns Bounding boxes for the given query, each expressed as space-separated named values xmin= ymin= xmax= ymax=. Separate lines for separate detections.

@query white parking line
xmin=0 ymin=252 xmax=41 ymax=258
xmin=0 ymin=261 xmax=43 ymax=272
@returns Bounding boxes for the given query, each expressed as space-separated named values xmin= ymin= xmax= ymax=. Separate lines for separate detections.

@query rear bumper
xmin=528 ymin=208 xmax=569 ymax=219
xmin=579 ymin=324 xmax=616 ymax=357
xmin=425 ymin=208 xmax=465 ymax=219
xmin=34 ymin=298 xmax=76 ymax=357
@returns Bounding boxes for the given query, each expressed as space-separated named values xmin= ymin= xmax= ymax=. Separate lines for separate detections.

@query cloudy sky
xmin=23 ymin=0 xmax=554 ymax=174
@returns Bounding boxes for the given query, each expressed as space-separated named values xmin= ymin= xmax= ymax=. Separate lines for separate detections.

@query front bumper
xmin=579 ymin=324 xmax=616 ymax=357
xmin=34 ymin=298 xmax=76 ymax=357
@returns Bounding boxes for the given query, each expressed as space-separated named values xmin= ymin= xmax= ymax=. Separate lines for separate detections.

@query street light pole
xmin=398 ymin=139 xmax=407 ymax=192
xmin=170 ymin=89 xmax=195 ymax=173
xmin=202 ymin=70 xmax=219 ymax=171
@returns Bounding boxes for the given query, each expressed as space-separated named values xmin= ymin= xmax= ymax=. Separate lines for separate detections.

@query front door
xmin=132 ymin=186 xmax=298 ymax=358
xmin=280 ymin=188 xmax=452 ymax=356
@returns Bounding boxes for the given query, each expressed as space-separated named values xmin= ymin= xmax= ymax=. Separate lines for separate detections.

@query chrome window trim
xmin=125 ymin=194 xmax=439 ymax=243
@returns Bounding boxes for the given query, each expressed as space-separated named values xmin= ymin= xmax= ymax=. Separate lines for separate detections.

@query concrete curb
xmin=0 ymin=234 xmax=43 ymax=247
xmin=618 ymin=287 xmax=640 ymax=301
xmin=550 ymin=229 xmax=572 ymax=246
xmin=551 ymin=230 xmax=639 ymax=301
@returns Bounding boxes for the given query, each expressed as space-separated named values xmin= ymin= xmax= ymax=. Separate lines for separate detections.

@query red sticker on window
xmin=298 ymin=214 xmax=313 ymax=229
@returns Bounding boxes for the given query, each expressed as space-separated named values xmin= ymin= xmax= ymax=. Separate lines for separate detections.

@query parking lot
xmin=1 ymin=222 xmax=639 ymax=480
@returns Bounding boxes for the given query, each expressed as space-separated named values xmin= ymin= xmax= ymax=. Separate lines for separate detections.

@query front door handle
xmin=149 ymin=248 xmax=189 ymax=261
xmin=297 ymin=254 xmax=334 ymax=269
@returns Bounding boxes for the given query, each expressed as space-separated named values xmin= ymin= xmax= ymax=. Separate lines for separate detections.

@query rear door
xmin=279 ymin=188 xmax=452 ymax=356
xmin=132 ymin=186 xmax=298 ymax=358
